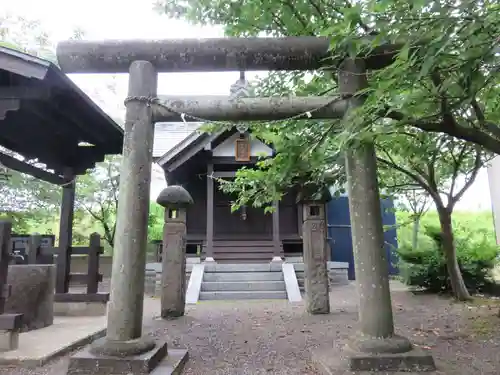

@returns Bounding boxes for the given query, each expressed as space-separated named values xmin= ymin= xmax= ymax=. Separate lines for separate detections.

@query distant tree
xmin=377 ymin=130 xmax=492 ymax=300
xmin=394 ymin=189 xmax=431 ymax=250
xmin=75 ymin=156 xmax=121 ymax=248
xmin=0 ymin=13 xmax=55 ymax=61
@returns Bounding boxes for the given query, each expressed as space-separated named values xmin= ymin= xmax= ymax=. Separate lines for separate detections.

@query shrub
xmin=397 ymin=225 xmax=499 ymax=293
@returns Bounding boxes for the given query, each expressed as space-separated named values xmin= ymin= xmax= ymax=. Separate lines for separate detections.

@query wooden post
xmin=87 ymin=233 xmax=101 ymax=294
xmin=297 ymin=202 xmax=303 ymax=236
xmin=56 ymin=176 xmax=76 ymax=294
xmin=0 ymin=221 xmax=12 ymax=313
xmin=206 ymin=163 xmax=214 ymax=260
xmin=272 ymin=201 xmax=281 ymax=259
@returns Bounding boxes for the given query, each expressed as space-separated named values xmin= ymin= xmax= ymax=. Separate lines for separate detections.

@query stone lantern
xmin=156 ymin=185 xmax=194 ymax=319
xmin=297 ymin=184 xmax=332 ymax=315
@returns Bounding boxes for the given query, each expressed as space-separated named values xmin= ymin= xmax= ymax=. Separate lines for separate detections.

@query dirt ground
xmin=2 ymin=281 xmax=500 ymax=375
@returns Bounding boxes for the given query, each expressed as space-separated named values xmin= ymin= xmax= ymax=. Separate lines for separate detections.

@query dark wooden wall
xmin=176 ymin=165 xmax=300 ymax=242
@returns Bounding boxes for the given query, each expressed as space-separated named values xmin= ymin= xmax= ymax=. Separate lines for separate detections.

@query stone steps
xmin=199 ymin=290 xmax=287 ymax=300
xmin=201 ymin=280 xmax=286 ymax=291
xmin=204 ymin=263 xmax=281 ymax=272
xmin=203 ymin=271 xmax=284 ymax=282
xmin=200 ymin=263 xmax=287 ymax=300
xmin=208 ymin=240 xmax=275 ymax=263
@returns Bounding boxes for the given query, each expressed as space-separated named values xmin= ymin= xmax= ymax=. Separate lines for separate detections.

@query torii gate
xmin=57 ymin=37 xmax=435 ymax=374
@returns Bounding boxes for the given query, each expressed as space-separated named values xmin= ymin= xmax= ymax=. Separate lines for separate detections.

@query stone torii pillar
xmin=156 ymin=186 xmax=194 ymax=319
xmin=67 ymin=60 xmax=188 ymax=375
xmin=299 ymin=187 xmax=331 ymax=315
xmin=313 ymin=59 xmax=436 ymax=373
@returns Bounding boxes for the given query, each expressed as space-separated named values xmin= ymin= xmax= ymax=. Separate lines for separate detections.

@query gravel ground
xmin=2 ymin=281 xmax=500 ymax=375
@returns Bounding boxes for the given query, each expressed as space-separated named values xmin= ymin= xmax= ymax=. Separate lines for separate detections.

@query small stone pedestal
xmin=156 ymin=185 xmax=194 ymax=319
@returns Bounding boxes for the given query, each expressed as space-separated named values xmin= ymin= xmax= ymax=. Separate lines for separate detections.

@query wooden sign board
xmin=235 ymin=138 xmax=251 ymax=161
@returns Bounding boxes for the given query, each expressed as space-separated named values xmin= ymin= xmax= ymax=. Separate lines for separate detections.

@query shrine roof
xmin=0 ymin=46 xmax=123 ymax=184
xmin=155 ymin=123 xmax=274 ymax=175
xmin=152 ymin=122 xmax=203 ymax=159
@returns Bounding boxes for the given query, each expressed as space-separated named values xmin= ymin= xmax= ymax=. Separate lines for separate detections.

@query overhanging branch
xmin=377 ymin=157 xmax=438 ymax=201
xmin=383 ymin=109 xmax=500 ymax=155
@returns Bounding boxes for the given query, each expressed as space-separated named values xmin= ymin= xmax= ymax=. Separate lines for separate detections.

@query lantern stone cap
xmin=296 ymin=184 xmax=332 ymax=203
xmin=156 ymin=185 xmax=194 ymax=208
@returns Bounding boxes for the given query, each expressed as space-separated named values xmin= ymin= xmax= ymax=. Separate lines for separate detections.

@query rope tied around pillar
xmin=124 ymin=95 xmax=160 ymax=107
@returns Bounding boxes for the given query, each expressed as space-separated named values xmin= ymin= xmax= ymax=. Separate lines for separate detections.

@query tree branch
xmin=377 ymin=157 xmax=439 ymax=203
xmin=343 ymin=0 xmax=373 ymax=34
xmin=448 ymin=141 xmax=468 ymax=198
xmin=383 ymin=108 xmax=500 ymax=154
xmin=449 ymin=145 xmax=483 ymax=210
xmin=281 ymin=0 xmax=315 ymax=35
xmin=307 ymin=0 xmax=327 ymax=24
xmin=471 ymin=98 xmax=500 ymax=139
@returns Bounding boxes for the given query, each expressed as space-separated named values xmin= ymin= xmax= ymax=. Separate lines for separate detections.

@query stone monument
xmin=6 ymin=264 xmax=56 ymax=332
xmin=156 ymin=185 xmax=194 ymax=318
xmin=299 ymin=186 xmax=331 ymax=315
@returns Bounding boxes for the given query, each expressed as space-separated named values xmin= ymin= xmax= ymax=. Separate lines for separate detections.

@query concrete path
xmin=0 ymin=316 xmax=106 ymax=368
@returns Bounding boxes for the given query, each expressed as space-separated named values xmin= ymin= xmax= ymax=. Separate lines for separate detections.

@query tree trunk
xmin=436 ymin=207 xmax=472 ymax=301
xmin=411 ymin=215 xmax=420 ymax=250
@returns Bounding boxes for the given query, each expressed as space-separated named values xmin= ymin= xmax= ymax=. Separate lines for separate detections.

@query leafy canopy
xmin=156 ymin=0 xmax=499 ymax=209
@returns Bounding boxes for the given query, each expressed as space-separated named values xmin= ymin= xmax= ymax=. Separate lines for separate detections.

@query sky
xmin=2 ymin=0 xmax=496 ymax=212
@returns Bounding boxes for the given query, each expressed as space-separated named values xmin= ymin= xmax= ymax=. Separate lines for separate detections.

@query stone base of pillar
xmin=161 ymin=308 xmax=184 ymax=319
xmin=312 ymin=335 xmax=436 ymax=373
xmin=67 ymin=339 xmax=188 ymax=375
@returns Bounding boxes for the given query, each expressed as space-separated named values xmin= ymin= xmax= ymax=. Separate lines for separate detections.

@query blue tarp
xmin=326 ymin=196 xmax=399 ymax=280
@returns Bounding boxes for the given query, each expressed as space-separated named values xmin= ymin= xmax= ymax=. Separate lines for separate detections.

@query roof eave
xmin=0 ymin=45 xmax=50 ymax=80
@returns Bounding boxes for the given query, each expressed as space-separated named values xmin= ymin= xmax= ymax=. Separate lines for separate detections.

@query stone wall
xmin=69 ymin=255 xmax=200 ymax=280
xmin=144 ymin=260 xmax=199 ymax=297
xmin=61 ymin=255 xmax=114 ymax=279
xmin=287 ymin=259 xmax=349 ymax=292
xmin=6 ymin=264 xmax=56 ymax=332
xmin=144 ymin=272 xmax=191 ymax=298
